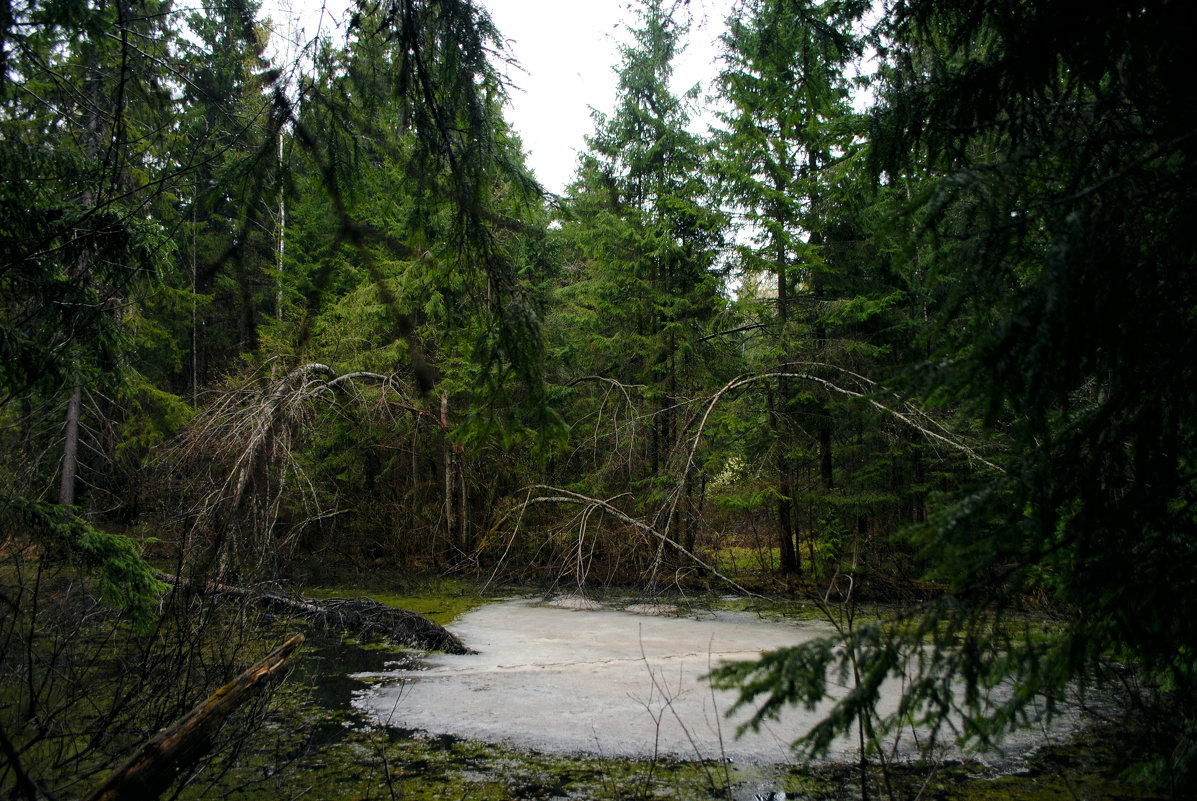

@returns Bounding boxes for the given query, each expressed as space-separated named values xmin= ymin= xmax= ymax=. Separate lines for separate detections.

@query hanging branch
xmin=654 ymin=363 xmax=1004 ymax=558
xmin=692 ymin=365 xmax=998 ymax=488
xmin=566 ymin=374 xmax=644 ymax=475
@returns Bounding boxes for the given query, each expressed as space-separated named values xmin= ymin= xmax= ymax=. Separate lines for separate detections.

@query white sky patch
xmin=484 ymin=0 xmax=737 ymax=195
xmin=259 ymin=0 xmax=740 ymax=194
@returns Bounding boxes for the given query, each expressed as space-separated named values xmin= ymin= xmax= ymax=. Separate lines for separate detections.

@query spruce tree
xmin=559 ymin=0 xmax=728 ymax=556
xmin=713 ymin=1 xmax=1197 ymax=789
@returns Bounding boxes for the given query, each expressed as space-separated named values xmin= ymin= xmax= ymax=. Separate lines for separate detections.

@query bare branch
xmin=509 ymin=485 xmax=763 ymax=599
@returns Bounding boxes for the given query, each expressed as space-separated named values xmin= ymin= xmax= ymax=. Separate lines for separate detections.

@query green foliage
xmin=556 ymin=0 xmax=729 ymax=469
xmin=705 ymin=0 xmax=940 ymax=579
xmin=703 ymin=0 xmax=1197 ymax=791
xmin=2 ymin=498 xmax=167 ymax=624
xmin=873 ymin=0 xmax=1197 ymax=733
xmin=0 ymin=143 xmax=173 ymax=404
xmin=112 ymin=374 xmax=195 ymax=470
xmin=3 ymin=0 xmax=1193 ymax=791
xmin=285 ymin=0 xmax=563 ymax=459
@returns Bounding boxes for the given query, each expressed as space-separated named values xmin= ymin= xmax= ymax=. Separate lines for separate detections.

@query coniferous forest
xmin=2 ymin=0 xmax=1195 ymax=798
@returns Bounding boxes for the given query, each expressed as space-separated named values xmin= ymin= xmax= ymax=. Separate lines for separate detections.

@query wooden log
xmin=82 ymin=633 xmax=304 ymax=801
xmin=154 ymin=572 xmax=470 ymax=654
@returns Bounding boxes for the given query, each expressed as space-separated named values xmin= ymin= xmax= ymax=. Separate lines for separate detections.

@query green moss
xmin=303 ymin=577 xmax=489 ymax=625
xmin=183 ymin=710 xmax=834 ymax=801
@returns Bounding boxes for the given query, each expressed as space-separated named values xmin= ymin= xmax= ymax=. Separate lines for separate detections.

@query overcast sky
xmin=482 ymin=0 xmax=738 ymax=194
xmin=267 ymin=0 xmax=738 ymax=195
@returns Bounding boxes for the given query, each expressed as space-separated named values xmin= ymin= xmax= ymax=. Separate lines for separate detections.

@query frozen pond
xmin=353 ymin=597 xmax=1080 ymax=764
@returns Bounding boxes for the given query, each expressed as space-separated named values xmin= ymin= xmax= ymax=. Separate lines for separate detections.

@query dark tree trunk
xmin=59 ymin=383 xmax=82 ymax=506
xmin=772 ymin=180 xmax=800 ymax=575
xmin=767 ymin=382 xmax=800 ymax=574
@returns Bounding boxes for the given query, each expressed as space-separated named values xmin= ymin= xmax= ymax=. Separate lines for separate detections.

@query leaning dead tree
xmin=166 ymin=361 xmax=433 ymax=576
xmin=82 ymin=634 xmax=304 ymax=801
xmin=496 ymin=364 xmax=1002 ymax=590
xmin=156 ymin=572 xmax=469 ymax=654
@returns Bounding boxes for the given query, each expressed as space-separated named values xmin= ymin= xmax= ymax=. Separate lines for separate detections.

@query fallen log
xmin=82 ymin=633 xmax=304 ymax=801
xmin=155 ymin=572 xmax=470 ymax=654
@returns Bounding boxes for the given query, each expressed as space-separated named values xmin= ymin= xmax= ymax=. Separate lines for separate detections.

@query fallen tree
xmin=82 ymin=633 xmax=304 ymax=801
xmin=156 ymin=572 xmax=470 ymax=654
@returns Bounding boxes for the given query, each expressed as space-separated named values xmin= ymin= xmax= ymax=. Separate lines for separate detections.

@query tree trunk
xmin=459 ymin=449 xmax=468 ymax=551
xmin=809 ymin=153 xmax=834 ymax=495
xmin=276 ymin=130 xmax=285 ymax=322
xmin=681 ymin=464 xmax=696 ymax=554
xmin=59 ymin=383 xmax=82 ymax=506
xmin=767 ymin=382 xmax=799 ymax=574
xmin=82 ymin=634 xmax=304 ymax=801
xmin=442 ymin=392 xmax=454 ymax=539
xmin=410 ymin=418 xmax=420 ymax=530
xmin=772 ymin=184 xmax=800 ymax=576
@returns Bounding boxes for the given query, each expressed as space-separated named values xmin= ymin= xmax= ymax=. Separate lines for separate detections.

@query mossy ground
xmin=302 ymin=575 xmax=489 ymax=624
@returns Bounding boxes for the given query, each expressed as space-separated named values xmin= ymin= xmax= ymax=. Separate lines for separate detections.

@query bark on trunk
xmin=772 ymin=169 xmax=800 ymax=576
xmin=767 ymin=381 xmax=799 ymax=574
xmin=82 ymin=634 xmax=304 ymax=801
xmin=442 ymin=392 xmax=455 ymax=539
xmin=59 ymin=383 xmax=82 ymax=506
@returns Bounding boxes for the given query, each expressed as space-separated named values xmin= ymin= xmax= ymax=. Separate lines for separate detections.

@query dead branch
xmin=566 ymin=375 xmax=643 ymax=474
xmin=508 ymin=486 xmax=762 ymax=598
xmin=565 ymin=375 xmax=646 ymax=396
xmin=655 ymin=364 xmax=1002 ymax=556
xmin=169 ymin=361 xmax=441 ymax=574
xmin=81 ymin=633 xmax=304 ymax=801
xmin=155 ymin=572 xmax=469 ymax=654
xmin=678 ymin=365 xmax=1002 ymax=494
xmin=784 ymin=362 xmax=1003 ymax=471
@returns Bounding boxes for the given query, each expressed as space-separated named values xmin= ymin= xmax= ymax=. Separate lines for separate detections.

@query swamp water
xmin=351 ymin=596 xmax=1082 ymax=767
xmin=175 ymin=593 xmax=1145 ymax=801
